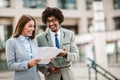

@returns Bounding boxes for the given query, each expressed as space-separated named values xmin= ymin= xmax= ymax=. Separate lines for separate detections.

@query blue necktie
xmin=55 ymin=34 xmax=59 ymax=48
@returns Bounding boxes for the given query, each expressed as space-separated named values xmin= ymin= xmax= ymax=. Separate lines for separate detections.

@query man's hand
xmin=50 ymin=58 xmax=55 ymax=62
xmin=57 ymin=48 xmax=67 ymax=57
xmin=48 ymin=66 xmax=60 ymax=74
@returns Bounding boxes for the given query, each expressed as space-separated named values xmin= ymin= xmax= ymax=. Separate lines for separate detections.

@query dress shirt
xmin=18 ymin=35 xmax=32 ymax=58
xmin=49 ymin=29 xmax=60 ymax=47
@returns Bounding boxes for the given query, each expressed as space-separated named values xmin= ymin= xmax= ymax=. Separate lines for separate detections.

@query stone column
xmin=94 ymin=32 xmax=107 ymax=80
xmin=93 ymin=0 xmax=107 ymax=79
xmin=78 ymin=0 xmax=88 ymax=34
xmin=93 ymin=0 xmax=105 ymax=32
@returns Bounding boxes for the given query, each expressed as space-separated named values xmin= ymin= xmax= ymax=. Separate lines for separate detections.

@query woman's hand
xmin=28 ymin=58 xmax=41 ymax=67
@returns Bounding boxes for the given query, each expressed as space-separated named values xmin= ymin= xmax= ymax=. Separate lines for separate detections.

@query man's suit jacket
xmin=37 ymin=27 xmax=79 ymax=80
xmin=6 ymin=37 xmax=41 ymax=80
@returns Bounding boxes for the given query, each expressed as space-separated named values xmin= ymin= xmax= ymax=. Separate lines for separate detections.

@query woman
xmin=6 ymin=14 xmax=41 ymax=80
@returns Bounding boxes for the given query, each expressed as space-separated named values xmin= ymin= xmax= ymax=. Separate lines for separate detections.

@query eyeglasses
xmin=46 ymin=18 xmax=58 ymax=24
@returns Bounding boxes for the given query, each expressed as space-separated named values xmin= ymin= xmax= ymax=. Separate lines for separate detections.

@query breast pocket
xmin=62 ymin=42 xmax=70 ymax=51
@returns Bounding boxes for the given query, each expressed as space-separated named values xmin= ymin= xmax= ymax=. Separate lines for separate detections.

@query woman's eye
xmin=29 ymin=25 xmax=32 ymax=27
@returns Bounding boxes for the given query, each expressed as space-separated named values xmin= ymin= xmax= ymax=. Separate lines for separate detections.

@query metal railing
xmin=0 ymin=60 xmax=8 ymax=71
xmin=87 ymin=58 xmax=119 ymax=80
xmin=0 ymin=49 xmax=8 ymax=71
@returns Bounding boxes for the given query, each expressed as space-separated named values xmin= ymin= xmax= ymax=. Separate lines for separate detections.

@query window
xmin=62 ymin=25 xmax=78 ymax=34
xmin=115 ymin=40 xmax=120 ymax=63
xmin=88 ymin=18 xmax=94 ymax=33
xmin=77 ymin=44 xmax=85 ymax=63
xmin=0 ymin=24 xmax=12 ymax=49
xmin=106 ymin=41 xmax=120 ymax=64
xmin=0 ymin=18 xmax=13 ymax=71
xmin=113 ymin=0 xmax=120 ymax=9
xmin=77 ymin=43 xmax=95 ymax=64
xmin=36 ymin=25 xmax=46 ymax=34
xmin=23 ymin=0 xmax=46 ymax=8
xmin=58 ymin=0 xmax=76 ymax=9
xmin=0 ymin=24 xmax=12 ymax=71
xmin=86 ymin=0 xmax=93 ymax=10
xmin=114 ymin=17 xmax=120 ymax=30
xmin=0 ymin=0 xmax=10 ymax=8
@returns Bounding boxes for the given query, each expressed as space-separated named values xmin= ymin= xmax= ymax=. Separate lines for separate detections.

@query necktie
xmin=24 ymin=38 xmax=32 ymax=58
xmin=55 ymin=33 xmax=59 ymax=48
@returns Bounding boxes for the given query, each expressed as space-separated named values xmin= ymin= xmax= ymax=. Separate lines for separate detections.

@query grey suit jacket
xmin=36 ymin=27 xmax=79 ymax=80
xmin=6 ymin=37 xmax=41 ymax=80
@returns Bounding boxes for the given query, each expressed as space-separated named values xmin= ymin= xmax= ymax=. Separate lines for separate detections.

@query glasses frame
xmin=46 ymin=18 xmax=58 ymax=24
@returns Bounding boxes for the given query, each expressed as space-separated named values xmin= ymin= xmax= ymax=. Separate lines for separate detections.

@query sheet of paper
xmin=34 ymin=47 xmax=62 ymax=64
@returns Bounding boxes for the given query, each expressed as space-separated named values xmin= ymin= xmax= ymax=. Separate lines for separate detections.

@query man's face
xmin=46 ymin=16 xmax=59 ymax=32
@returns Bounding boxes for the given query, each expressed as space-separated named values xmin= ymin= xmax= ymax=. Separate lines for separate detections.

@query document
xmin=34 ymin=47 xmax=62 ymax=64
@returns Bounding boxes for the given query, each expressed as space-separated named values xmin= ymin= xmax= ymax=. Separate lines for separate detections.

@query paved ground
xmin=0 ymin=63 xmax=88 ymax=80
xmin=1 ymin=63 xmax=119 ymax=80
xmin=0 ymin=71 xmax=13 ymax=80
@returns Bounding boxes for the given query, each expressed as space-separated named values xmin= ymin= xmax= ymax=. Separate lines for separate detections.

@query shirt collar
xmin=18 ymin=35 xmax=29 ymax=41
xmin=49 ymin=28 xmax=60 ymax=37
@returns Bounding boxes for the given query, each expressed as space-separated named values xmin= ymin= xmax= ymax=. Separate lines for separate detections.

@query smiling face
xmin=21 ymin=20 xmax=35 ymax=37
xmin=46 ymin=16 xmax=60 ymax=32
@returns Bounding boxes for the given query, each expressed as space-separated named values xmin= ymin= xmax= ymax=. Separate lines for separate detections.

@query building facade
xmin=0 ymin=0 xmax=120 ymax=79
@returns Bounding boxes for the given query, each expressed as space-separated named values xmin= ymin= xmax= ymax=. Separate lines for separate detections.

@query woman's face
xmin=46 ymin=16 xmax=59 ymax=32
xmin=21 ymin=20 xmax=35 ymax=37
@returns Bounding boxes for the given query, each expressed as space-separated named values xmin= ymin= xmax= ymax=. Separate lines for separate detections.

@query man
xmin=36 ymin=7 xmax=79 ymax=80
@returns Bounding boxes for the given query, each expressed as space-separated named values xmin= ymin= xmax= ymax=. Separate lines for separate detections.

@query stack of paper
xmin=34 ymin=47 xmax=62 ymax=64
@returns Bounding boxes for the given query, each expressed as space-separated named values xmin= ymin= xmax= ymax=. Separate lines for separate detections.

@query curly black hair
xmin=42 ymin=7 xmax=64 ymax=24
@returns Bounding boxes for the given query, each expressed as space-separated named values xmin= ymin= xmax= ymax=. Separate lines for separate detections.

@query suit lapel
xmin=46 ymin=30 xmax=54 ymax=47
xmin=60 ymin=28 xmax=65 ymax=48
xmin=45 ymin=28 xmax=65 ymax=48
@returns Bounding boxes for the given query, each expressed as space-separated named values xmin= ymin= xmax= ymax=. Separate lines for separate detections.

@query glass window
xmin=0 ymin=18 xmax=13 ymax=71
xmin=23 ymin=0 xmax=46 ymax=8
xmin=114 ymin=17 xmax=120 ymax=30
xmin=77 ymin=43 xmax=95 ymax=64
xmin=86 ymin=0 xmax=93 ymax=10
xmin=106 ymin=41 xmax=120 ymax=64
xmin=0 ymin=0 xmax=10 ymax=8
xmin=0 ymin=24 xmax=12 ymax=71
xmin=0 ymin=24 xmax=12 ymax=49
xmin=62 ymin=25 xmax=78 ymax=34
xmin=115 ymin=40 xmax=120 ymax=63
xmin=57 ymin=0 xmax=76 ymax=9
xmin=88 ymin=18 xmax=94 ymax=33
xmin=77 ymin=44 xmax=85 ymax=63
xmin=36 ymin=25 xmax=46 ymax=34
xmin=113 ymin=0 xmax=120 ymax=9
